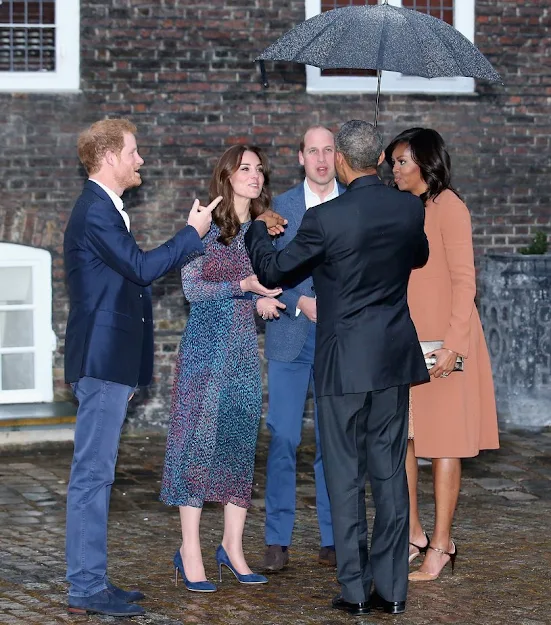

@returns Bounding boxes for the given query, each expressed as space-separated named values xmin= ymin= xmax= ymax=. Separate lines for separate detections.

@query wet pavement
xmin=0 ymin=425 xmax=550 ymax=625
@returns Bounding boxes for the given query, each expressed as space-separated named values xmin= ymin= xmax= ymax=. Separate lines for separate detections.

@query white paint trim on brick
xmin=0 ymin=0 xmax=80 ymax=93
xmin=305 ymin=0 xmax=475 ymax=94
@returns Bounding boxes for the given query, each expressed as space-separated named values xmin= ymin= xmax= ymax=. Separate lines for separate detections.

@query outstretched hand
xmin=256 ymin=210 xmax=287 ymax=236
xmin=240 ymin=274 xmax=282 ymax=298
xmin=188 ymin=195 xmax=223 ymax=238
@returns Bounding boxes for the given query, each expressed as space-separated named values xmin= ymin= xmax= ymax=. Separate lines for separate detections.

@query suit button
xmin=139 ymin=294 xmax=143 ymax=298
xmin=141 ymin=318 xmax=144 ymax=322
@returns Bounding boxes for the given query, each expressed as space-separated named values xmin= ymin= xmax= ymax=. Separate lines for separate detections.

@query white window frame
xmin=0 ymin=0 xmax=80 ymax=93
xmin=0 ymin=243 xmax=55 ymax=406
xmin=305 ymin=0 xmax=475 ymax=94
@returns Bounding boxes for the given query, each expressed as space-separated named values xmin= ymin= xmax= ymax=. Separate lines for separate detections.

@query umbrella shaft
xmin=374 ymin=70 xmax=382 ymax=128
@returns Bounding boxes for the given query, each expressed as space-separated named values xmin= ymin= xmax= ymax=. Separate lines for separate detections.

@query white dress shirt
xmin=89 ymin=178 xmax=130 ymax=232
xmin=303 ymin=177 xmax=339 ymax=210
xmin=296 ymin=178 xmax=339 ymax=316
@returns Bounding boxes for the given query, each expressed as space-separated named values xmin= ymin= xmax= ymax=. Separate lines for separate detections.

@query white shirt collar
xmin=89 ymin=178 xmax=130 ymax=231
xmin=303 ymin=178 xmax=339 ymax=210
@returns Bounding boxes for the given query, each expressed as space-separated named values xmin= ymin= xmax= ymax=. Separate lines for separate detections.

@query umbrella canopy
xmin=257 ymin=2 xmax=502 ymax=125
xmin=257 ymin=3 xmax=501 ymax=81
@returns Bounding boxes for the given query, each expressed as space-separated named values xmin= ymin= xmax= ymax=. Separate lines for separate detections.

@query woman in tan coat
xmin=385 ymin=128 xmax=499 ymax=581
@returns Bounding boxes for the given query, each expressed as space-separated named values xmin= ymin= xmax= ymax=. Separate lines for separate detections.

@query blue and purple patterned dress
xmin=160 ymin=222 xmax=262 ymax=509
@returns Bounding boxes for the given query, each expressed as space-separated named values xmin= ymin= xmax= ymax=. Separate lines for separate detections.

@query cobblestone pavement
xmin=0 ymin=426 xmax=550 ymax=625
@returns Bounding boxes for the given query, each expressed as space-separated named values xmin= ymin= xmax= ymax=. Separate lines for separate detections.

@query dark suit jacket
xmin=64 ymin=180 xmax=204 ymax=387
xmin=265 ymin=180 xmax=345 ymax=362
xmin=245 ymin=175 xmax=430 ymax=397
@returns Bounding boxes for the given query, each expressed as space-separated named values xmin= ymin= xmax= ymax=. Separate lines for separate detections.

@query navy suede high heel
xmin=173 ymin=550 xmax=217 ymax=592
xmin=215 ymin=545 xmax=268 ymax=585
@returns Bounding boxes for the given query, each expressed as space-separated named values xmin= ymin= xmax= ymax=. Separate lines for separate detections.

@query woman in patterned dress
xmin=160 ymin=145 xmax=285 ymax=590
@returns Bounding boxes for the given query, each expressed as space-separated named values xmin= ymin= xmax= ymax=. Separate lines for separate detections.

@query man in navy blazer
xmin=63 ymin=119 xmax=220 ymax=617
xmin=261 ymin=127 xmax=346 ymax=572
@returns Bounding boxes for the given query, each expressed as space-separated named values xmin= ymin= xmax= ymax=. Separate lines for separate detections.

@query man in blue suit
xmin=261 ymin=126 xmax=346 ymax=571
xmin=63 ymin=119 xmax=221 ymax=617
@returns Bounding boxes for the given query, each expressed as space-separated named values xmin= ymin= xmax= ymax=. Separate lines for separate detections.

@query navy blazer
xmin=265 ymin=181 xmax=345 ymax=362
xmin=64 ymin=180 xmax=204 ymax=387
xmin=246 ymin=175 xmax=430 ymax=397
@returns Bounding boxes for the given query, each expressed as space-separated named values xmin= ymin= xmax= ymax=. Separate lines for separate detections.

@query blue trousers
xmin=66 ymin=376 xmax=133 ymax=597
xmin=265 ymin=327 xmax=333 ymax=547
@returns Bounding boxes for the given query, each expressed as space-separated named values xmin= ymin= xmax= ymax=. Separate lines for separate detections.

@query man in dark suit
xmin=63 ymin=118 xmax=220 ymax=617
xmin=262 ymin=126 xmax=345 ymax=571
xmin=245 ymin=120 xmax=429 ymax=616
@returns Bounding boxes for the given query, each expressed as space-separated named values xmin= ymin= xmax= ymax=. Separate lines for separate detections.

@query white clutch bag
xmin=420 ymin=340 xmax=464 ymax=372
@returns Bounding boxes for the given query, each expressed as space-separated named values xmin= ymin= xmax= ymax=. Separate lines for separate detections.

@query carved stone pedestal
xmin=478 ymin=254 xmax=551 ymax=429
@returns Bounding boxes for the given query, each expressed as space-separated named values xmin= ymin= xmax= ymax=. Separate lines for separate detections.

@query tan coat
xmin=408 ymin=190 xmax=499 ymax=458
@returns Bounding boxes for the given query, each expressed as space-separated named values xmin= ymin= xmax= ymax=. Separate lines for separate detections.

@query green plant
xmin=519 ymin=230 xmax=549 ymax=255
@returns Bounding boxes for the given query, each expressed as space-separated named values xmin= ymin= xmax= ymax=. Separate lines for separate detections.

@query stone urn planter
xmin=478 ymin=253 xmax=551 ymax=429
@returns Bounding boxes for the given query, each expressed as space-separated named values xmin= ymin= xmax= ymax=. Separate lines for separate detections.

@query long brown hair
xmin=209 ymin=144 xmax=271 ymax=246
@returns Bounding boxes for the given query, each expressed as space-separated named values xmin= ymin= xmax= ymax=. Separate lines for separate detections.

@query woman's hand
xmin=240 ymin=274 xmax=282 ymax=298
xmin=256 ymin=297 xmax=286 ymax=320
xmin=428 ymin=348 xmax=459 ymax=378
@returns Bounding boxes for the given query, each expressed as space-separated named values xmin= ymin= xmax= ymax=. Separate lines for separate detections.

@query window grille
xmin=0 ymin=1 xmax=56 ymax=72
xmin=402 ymin=0 xmax=453 ymax=24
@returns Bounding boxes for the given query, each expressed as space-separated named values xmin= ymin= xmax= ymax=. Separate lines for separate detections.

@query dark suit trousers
xmin=317 ymin=385 xmax=409 ymax=603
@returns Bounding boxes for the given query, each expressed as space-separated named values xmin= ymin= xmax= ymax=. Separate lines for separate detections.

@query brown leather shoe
xmin=318 ymin=546 xmax=337 ymax=567
xmin=261 ymin=545 xmax=289 ymax=571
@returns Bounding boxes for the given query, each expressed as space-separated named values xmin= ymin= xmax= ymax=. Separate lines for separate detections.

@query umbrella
xmin=256 ymin=1 xmax=502 ymax=126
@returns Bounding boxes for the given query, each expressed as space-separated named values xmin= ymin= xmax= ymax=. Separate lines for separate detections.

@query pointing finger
xmin=205 ymin=195 xmax=223 ymax=212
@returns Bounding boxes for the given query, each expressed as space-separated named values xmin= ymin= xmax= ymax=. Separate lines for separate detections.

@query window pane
xmin=402 ymin=0 xmax=454 ymax=25
xmin=0 ymin=266 xmax=33 ymax=304
xmin=321 ymin=0 xmax=379 ymax=77
xmin=322 ymin=0 xmax=376 ymax=8
xmin=0 ymin=1 xmax=56 ymax=25
xmin=0 ymin=1 xmax=56 ymax=72
xmin=0 ymin=310 xmax=34 ymax=348
xmin=2 ymin=352 xmax=34 ymax=390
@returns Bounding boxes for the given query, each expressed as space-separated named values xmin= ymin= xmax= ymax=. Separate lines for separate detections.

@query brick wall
xmin=0 ymin=0 xmax=549 ymax=427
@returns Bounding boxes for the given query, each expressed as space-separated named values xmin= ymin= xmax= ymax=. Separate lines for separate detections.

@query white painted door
xmin=0 ymin=243 xmax=55 ymax=406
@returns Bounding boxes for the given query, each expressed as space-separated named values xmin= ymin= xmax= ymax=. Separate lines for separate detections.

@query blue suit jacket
xmin=63 ymin=180 xmax=204 ymax=387
xmin=265 ymin=181 xmax=345 ymax=362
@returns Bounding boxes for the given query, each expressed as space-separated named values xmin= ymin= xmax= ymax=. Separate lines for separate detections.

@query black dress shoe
xmin=332 ymin=594 xmax=371 ymax=616
xmin=370 ymin=590 xmax=406 ymax=614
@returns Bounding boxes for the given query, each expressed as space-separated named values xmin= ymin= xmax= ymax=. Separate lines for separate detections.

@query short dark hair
xmin=385 ymin=128 xmax=457 ymax=204
xmin=335 ymin=120 xmax=383 ymax=171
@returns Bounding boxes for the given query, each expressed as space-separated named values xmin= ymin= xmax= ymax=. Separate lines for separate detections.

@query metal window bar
xmin=0 ymin=0 xmax=56 ymax=72
xmin=402 ymin=0 xmax=454 ymax=25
